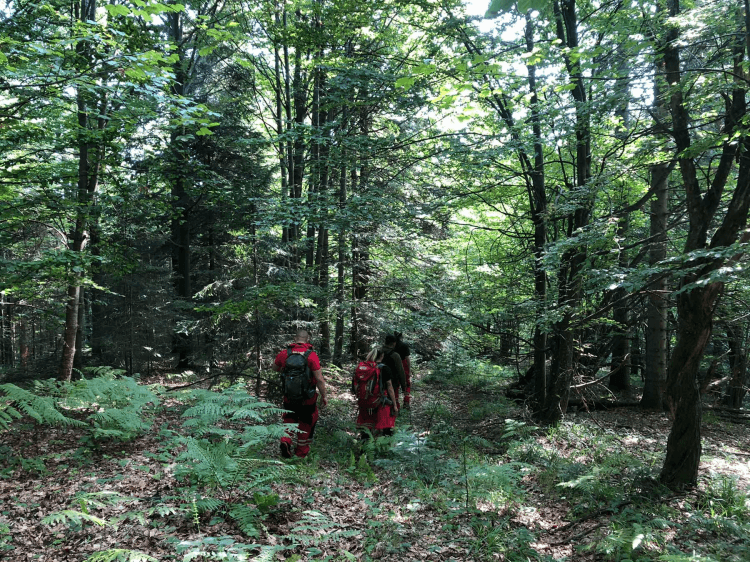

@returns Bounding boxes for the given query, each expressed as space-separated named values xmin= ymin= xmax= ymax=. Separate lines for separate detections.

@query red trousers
xmin=281 ymin=401 xmax=319 ymax=458
xmin=403 ymin=362 xmax=411 ymax=405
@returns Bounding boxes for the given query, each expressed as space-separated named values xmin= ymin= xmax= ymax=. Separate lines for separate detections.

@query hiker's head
xmin=295 ymin=329 xmax=311 ymax=343
xmin=394 ymin=332 xmax=403 ymax=343
xmin=366 ymin=348 xmax=384 ymax=363
xmin=384 ymin=334 xmax=397 ymax=348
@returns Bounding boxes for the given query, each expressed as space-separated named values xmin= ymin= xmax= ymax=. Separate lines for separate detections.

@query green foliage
xmin=180 ymin=384 xmax=286 ymax=440
xmin=373 ymin=428 xmax=460 ymax=487
xmin=227 ymin=502 xmax=262 ymax=537
xmin=589 ymin=521 xmax=665 ymax=561
xmin=696 ymin=475 xmax=749 ymax=520
xmin=55 ymin=371 xmax=159 ymax=441
xmin=425 ymin=353 xmax=515 ymax=392
xmin=466 ymin=515 xmax=542 ymax=561
xmin=41 ymin=509 xmax=109 ymax=529
xmin=468 ymin=462 xmax=529 ymax=510
xmin=0 ymin=383 xmax=84 ymax=430
xmin=0 ymin=521 xmax=12 ymax=552
xmin=173 ymin=384 xmax=294 ymax=536
xmin=173 ymin=536 xmax=277 ymax=561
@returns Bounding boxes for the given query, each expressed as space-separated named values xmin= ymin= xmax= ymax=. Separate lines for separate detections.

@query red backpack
xmin=353 ymin=361 xmax=385 ymax=410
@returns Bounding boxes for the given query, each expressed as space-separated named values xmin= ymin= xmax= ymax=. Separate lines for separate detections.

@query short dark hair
xmin=295 ymin=329 xmax=311 ymax=342
xmin=385 ymin=334 xmax=397 ymax=345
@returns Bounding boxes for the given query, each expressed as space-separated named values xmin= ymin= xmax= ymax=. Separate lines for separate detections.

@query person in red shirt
xmin=272 ymin=329 xmax=328 ymax=458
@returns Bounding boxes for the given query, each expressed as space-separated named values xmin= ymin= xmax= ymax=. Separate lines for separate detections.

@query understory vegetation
xmin=1 ymin=363 xmax=748 ymax=561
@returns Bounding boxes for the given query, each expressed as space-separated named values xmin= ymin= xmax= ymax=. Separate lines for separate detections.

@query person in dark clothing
xmin=272 ymin=329 xmax=328 ymax=458
xmin=394 ymin=332 xmax=412 ymax=406
xmin=384 ymin=335 xmax=406 ymax=411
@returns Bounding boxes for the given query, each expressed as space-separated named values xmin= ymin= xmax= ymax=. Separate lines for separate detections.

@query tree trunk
xmin=642 ymin=163 xmax=670 ymax=409
xmin=609 ymin=217 xmax=631 ymax=394
xmin=60 ymin=0 xmax=103 ymax=381
xmin=723 ymin=324 xmax=748 ymax=408
xmin=73 ymin=288 xmax=85 ymax=372
xmin=641 ymin=13 xmax=671 ymax=408
xmin=333 ymin=151 xmax=347 ymax=367
xmin=169 ymin=10 xmax=192 ymax=370
xmin=659 ymin=0 xmax=750 ymax=488
xmin=660 ymin=283 xmax=721 ymax=488
xmin=524 ymin=12 xmax=548 ymax=409
xmin=540 ymin=0 xmax=591 ymax=423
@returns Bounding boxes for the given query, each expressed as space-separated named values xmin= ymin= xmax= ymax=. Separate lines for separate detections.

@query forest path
xmin=1 ymin=368 xmax=749 ymax=561
xmin=319 ymin=366 xmax=750 ymax=560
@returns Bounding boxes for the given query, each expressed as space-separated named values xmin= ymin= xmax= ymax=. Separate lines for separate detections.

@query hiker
xmin=384 ymin=334 xmax=406 ymax=410
xmin=353 ymin=348 xmax=399 ymax=438
xmin=272 ymin=329 xmax=328 ymax=458
xmin=394 ymin=332 xmax=412 ymax=406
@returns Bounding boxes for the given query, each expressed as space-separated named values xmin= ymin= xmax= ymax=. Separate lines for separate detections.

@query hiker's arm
xmin=313 ymin=369 xmax=328 ymax=407
xmin=386 ymin=380 xmax=398 ymax=414
xmin=404 ymin=355 xmax=411 ymax=373
xmin=271 ymin=363 xmax=281 ymax=372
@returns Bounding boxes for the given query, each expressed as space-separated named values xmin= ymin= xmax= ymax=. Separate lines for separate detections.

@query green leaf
xmin=395 ymin=76 xmax=416 ymax=89
xmin=486 ymin=0 xmax=515 ymax=17
xmin=105 ymin=4 xmax=131 ymax=16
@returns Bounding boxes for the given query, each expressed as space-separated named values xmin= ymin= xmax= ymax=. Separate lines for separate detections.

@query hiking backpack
xmin=353 ymin=360 xmax=387 ymax=410
xmin=282 ymin=347 xmax=315 ymax=403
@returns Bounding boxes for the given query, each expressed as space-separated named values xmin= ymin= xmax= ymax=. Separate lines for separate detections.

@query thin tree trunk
xmin=609 ymin=216 xmax=631 ymax=394
xmin=723 ymin=324 xmax=748 ymax=408
xmin=525 ymin=13 xmax=548 ymax=410
xmin=540 ymin=0 xmax=592 ymax=422
xmin=60 ymin=0 xmax=103 ymax=381
xmin=642 ymin=163 xmax=670 ymax=409
xmin=274 ymin=6 xmax=290 ymax=247
xmin=333 ymin=166 xmax=346 ymax=366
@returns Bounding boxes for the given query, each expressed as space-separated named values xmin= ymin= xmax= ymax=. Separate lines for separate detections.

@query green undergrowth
xmin=423 ymin=352 xmax=516 ymax=393
xmin=1 ymin=364 xmax=749 ymax=561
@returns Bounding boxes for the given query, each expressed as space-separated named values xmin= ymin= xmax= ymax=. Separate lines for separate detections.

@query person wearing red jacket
xmin=272 ymin=329 xmax=328 ymax=458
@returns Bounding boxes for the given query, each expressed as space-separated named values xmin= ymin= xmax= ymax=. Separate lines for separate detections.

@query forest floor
xmin=1 ymin=365 xmax=749 ymax=561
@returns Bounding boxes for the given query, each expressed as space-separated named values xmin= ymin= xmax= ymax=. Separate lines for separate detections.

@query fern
xmin=174 ymin=536 xmax=278 ymax=561
xmin=41 ymin=509 xmax=109 ymax=528
xmin=228 ymin=503 xmax=261 ymax=537
xmin=180 ymin=384 xmax=283 ymax=437
xmin=0 ymin=383 xmax=84 ymax=429
xmin=0 ymin=403 xmax=21 ymax=431
xmin=74 ymin=491 xmax=134 ymax=510
xmin=193 ymin=495 xmax=224 ymax=514
xmin=85 ymin=550 xmax=158 ymax=562
xmin=172 ymin=384 xmax=296 ymax=538
xmin=286 ymin=510 xmax=359 ymax=547
xmin=63 ymin=374 xmax=159 ymax=441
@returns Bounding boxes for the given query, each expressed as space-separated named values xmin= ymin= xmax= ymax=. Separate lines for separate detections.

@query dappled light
xmin=2 ymin=0 xmax=750 ymax=559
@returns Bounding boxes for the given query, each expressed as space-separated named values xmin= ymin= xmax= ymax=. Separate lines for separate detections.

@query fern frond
xmin=286 ymin=510 xmax=359 ymax=546
xmin=85 ymin=549 xmax=158 ymax=562
xmin=75 ymin=491 xmax=133 ymax=509
xmin=193 ymin=496 xmax=224 ymax=514
xmin=181 ymin=385 xmax=280 ymax=433
xmin=228 ymin=503 xmax=260 ymax=537
xmin=0 ymin=384 xmax=84 ymax=428
xmin=54 ymin=375 xmax=160 ymax=441
xmin=0 ymin=403 xmax=21 ymax=430
xmin=41 ymin=509 xmax=109 ymax=528
xmin=83 ymin=366 xmax=128 ymax=379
